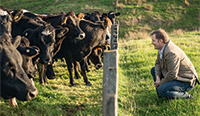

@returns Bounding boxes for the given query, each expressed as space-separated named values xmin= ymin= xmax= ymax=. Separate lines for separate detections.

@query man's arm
xmin=160 ymin=52 xmax=180 ymax=84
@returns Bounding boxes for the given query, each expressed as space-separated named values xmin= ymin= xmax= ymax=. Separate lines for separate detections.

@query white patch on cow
xmin=106 ymin=27 xmax=111 ymax=44
xmin=23 ymin=9 xmax=38 ymax=16
xmin=22 ymin=9 xmax=29 ymax=13
xmin=42 ymin=30 xmax=52 ymax=36
xmin=25 ymin=32 xmax=28 ymax=36
xmin=35 ymin=48 xmax=39 ymax=53
xmin=31 ymin=78 xmax=35 ymax=86
xmin=109 ymin=12 xmax=114 ymax=15
xmin=26 ymin=49 xmax=30 ymax=53
xmin=0 ymin=9 xmax=8 ymax=16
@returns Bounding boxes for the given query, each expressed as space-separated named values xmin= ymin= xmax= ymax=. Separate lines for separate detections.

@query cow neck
xmin=79 ymin=20 xmax=101 ymax=46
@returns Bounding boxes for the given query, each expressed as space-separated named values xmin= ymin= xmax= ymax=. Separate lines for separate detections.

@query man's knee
xmin=150 ymin=67 xmax=155 ymax=76
xmin=151 ymin=67 xmax=156 ymax=81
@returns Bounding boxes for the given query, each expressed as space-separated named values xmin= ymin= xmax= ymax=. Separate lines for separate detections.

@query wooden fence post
xmin=102 ymin=50 xmax=118 ymax=116
xmin=102 ymin=22 xmax=119 ymax=116
xmin=111 ymin=21 xmax=119 ymax=50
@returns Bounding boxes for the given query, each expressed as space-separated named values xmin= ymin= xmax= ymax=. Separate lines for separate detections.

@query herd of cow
xmin=0 ymin=5 xmax=120 ymax=107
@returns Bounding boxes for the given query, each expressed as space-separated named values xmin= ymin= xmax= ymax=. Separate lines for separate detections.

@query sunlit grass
xmin=118 ymin=31 xmax=200 ymax=116
xmin=0 ymin=31 xmax=199 ymax=116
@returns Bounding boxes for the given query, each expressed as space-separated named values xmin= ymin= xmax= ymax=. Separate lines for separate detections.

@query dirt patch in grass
xmin=62 ymin=104 xmax=85 ymax=115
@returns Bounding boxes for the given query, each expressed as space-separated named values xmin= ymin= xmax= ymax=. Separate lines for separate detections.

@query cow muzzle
xmin=76 ymin=33 xmax=85 ymax=40
xmin=39 ymin=57 xmax=51 ymax=65
xmin=26 ymin=89 xmax=38 ymax=101
xmin=95 ymin=63 xmax=102 ymax=70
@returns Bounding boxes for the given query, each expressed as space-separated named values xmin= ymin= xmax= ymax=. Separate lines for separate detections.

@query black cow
xmin=74 ymin=46 xmax=104 ymax=76
xmin=0 ymin=36 xmax=38 ymax=101
xmin=14 ymin=36 xmax=40 ymax=79
xmin=11 ymin=9 xmax=56 ymax=65
xmin=84 ymin=11 xmax=101 ymax=23
xmin=52 ymin=18 xmax=109 ymax=86
xmin=88 ymin=46 xmax=103 ymax=69
xmin=9 ymin=36 xmax=40 ymax=107
xmin=37 ymin=12 xmax=86 ymax=84
xmin=40 ymin=11 xmax=85 ymax=40
xmin=0 ymin=7 xmax=38 ymax=102
xmin=105 ymin=11 xmax=121 ymax=24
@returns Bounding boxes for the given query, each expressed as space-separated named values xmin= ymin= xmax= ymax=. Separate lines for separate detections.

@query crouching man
xmin=150 ymin=29 xmax=199 ymax=99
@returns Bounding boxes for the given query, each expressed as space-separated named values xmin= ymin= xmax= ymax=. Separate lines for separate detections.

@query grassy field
xmin=1 ymin=0 xmax=200 ymax=38
xmin=118 ymin=31 xmax=200 ymax=116
xmin=1 ymin=32 xmax=199 ymax=116
xmin=1 ymin=0 xmax=200 ymax=115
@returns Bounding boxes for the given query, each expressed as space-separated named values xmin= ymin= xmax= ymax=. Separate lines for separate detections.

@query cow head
xmin=13 ymin=36 xmax=40 ymax=79
xmin=0 ymin=36 xmax=38 ymax=101
xmin=84 ymin=11 xmax=101 ymax=23
xmin=0 ymin=7 xmax=37 ymax=100
xmin=107 ymin=11 xmax=120 ymax=24
xmin=101 ymin=15 xmax=112 ymax=44
xmin=76 ymin=13 xmax=85 ymax=20
xmin=24 ymin=24 xmax=55 ymax=64
xmin=89 ymin=47 xmax=103 ymax=69
xmin=62 ymin=12 xmax=85 ymax=40
xmin=0 ymin=7 xmax=12 ymax=36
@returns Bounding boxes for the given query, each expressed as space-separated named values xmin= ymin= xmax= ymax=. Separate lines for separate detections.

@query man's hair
xmin=150 ymin=28 xmax=169 ymax=43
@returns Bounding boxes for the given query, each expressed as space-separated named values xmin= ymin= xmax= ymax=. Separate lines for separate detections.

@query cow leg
xmin=46 ymin=64 xmax=56 ymax=79
xmin=87 ymin=58 xmax=91 ymax=65
xmin=74 ymin=62 xmax=81 ymax=79
xmin=85 ymin=58 xmax=91 ymax=72
xmin=9 ymin=98 xmax=18 ymax=107
xmin=38 ymin=63 xmax=44 ymax=85
xmin=38 ymin=64 xmax=48 ymax=85
xmin=43 ymin=64 xmax=48 ymax=84
xmin=65 ymin=57 xmax=76 ymax=86
xmin=80 ymin=60 xmax=92 ymax=86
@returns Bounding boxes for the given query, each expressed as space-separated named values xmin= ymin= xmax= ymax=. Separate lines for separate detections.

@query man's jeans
xmin=151 ymin=67 xmax=195 ymax=99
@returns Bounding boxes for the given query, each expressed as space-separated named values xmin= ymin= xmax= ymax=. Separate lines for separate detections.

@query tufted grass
xmin=1 ymin=0 xmax=200 ymax=115
xmin=1 ymin=31 xmax=199 ymax=116
xmin=118 ymin=31 xmax=200 ymax=116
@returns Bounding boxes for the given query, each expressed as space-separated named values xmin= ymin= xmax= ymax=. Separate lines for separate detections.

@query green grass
xmin=1 ymin=0 xmax=200 ymax=115
xmin=1 ymin=0 xmax=199 ymax=38
xmin=1 ymin=31 xmax=199 ymax=116
xmin=118 ymin=31 xmax=200 ymax=116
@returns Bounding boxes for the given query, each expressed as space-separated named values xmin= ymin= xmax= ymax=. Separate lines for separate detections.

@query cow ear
xmin=12 ymin=35 xmax=21 ymax=48
xmin=23 ymin=29 xmax=33 ymax=42
xmin=66 ymin=16 xmax=73 ymax=24
xmin=23 ymin=29 xmax=32 ymax=37
xmin=115 ymin=12 xmax=121 ymax=16
xmin=55 ymin=27 xmax=69 ymax=39
xmin=61 ymin=16 xmax=68 ymax=25
xmin=24 ymin=46 xmax=40 ymax=58
xmin=84 ymin=13 xmax=90 ymax=20
xmin=13 ymin=9 xmax=23 ymax=22
xmin=102 ymin=18 xmax=108 ymax=30
xmin=97 ymin=48 xmax=102 ymax=55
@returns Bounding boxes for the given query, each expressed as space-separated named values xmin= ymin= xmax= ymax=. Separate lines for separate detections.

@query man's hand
xmin=154 ymin=75 xmax=161 ymax=88
xmin=154 ymin=81 xmax=161 ymax=88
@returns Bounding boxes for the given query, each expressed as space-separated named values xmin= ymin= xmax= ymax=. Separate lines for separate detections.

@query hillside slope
xmin=1 ymin=0 xmax=200 ymax=38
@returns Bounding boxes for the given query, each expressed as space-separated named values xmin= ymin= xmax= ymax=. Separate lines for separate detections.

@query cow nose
xmin=96 ymin=64 xmax=102 ymax=69
xmin=41 ymin=58 xmax=51 ymax=64
xmin=79 ymin=33 xmax=85 ymax=39
xmin=27 ymin=89 xmax=38 ymax=100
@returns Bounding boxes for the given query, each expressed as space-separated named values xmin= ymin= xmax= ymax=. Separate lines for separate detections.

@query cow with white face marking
xmin=37 ymin=11 xmax=86 ymax=84
xmin=51 ymin=16 xmax=109 ymax=86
